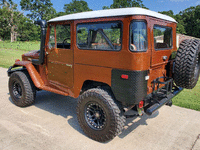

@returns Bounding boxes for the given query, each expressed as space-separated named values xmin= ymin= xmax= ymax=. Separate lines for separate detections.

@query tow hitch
xmin=144 ymin=77 xmax=183 ymax=115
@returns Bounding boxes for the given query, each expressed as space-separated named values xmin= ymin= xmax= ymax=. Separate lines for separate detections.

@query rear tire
xmin=77 ymin=88 xmax=125 ymax=142
xmin=9 ymin=71 xmax=36 ymax=107
xmin=174 ymin=39 xmax=200 ymax=89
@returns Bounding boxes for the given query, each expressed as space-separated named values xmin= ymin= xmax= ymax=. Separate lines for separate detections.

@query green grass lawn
xmin=0 ymin=48 xmax=26 ymax=68
xmin=0 ymin=41 xmax=199 ymax=111
xmin=172 ymin=80 xmax=200 ymax=111
xmin=0 ymin=41 xmax=40 ymax=51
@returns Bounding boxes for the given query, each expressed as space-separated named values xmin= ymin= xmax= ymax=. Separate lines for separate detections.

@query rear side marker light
xmin=15 ymin=59 xmax=20 ymax=62
xmin=145 ymin=76 xmax=149 ymax=80
xmin=138 ymin=101 xmax=144 ymax=108
xmin=121 ymin=74 xmax=128 ymax=79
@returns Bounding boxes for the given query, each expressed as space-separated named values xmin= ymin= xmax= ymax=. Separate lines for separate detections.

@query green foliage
xmin=0 ymin=6 xmax=10 ymax=40
xmin=0 ymin=0 xmax=40 ymax=41
xmin=17 ymin=18 xmax=40 ymax=41
xmin=179 ymin=5 xmax=200 ymax=38
xmin=159 ymin=10 xmax=186 ymax=34
xmin=77 ymin=27 xmax=88 ymax=44
xmin=55 ymin=11 xmax=67 ymax=17
xmin=174 ymin=14 xmax=186 ymax=34
xmin=159 ymin=6 xmax=200 ymax=37
xmin=56 ymin=24 xmax=71 ymax=43
xmin=158 ymin=10 xmax=174 ymax=18
xmin=0 ymin=0 xmax=19 ymax=41
xmin=103 ymin=0 xmax=148 ymax=9
xmin=20 ymin=0 xmax=56 ymax=20
xmin=64 ymin=0 xmax=92 ymax=14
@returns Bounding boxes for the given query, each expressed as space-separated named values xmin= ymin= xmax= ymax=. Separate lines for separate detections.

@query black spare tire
xmin=174 ymin=39 xmax=200 ymax=89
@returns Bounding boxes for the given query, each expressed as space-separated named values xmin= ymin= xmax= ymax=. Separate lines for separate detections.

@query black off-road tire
xmin=9 ymin=71 xmax=36 ymax=107
xmin=174 ymin=39 xmax=200 ymax=89
xmin=77 ymin=88 xmax=125 ymax=142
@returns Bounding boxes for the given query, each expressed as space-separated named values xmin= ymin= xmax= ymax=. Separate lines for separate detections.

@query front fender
xmin=8 ymin=61 xmax=44 ymax=89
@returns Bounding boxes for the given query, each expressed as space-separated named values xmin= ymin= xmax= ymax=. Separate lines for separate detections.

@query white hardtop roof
xmin=48 ymin=7 xmax=177 ymax=23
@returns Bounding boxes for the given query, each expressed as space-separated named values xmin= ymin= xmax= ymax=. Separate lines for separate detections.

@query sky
xmin=14 ymin=0 xmax=200 ymax=15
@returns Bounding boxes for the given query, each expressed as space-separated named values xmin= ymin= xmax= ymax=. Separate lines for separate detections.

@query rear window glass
xmin=153 ymin=25 xmax=172 ymax=50
xmin=77 ymin=22 xmax=122 ymax=51
xmin=130 ymin=21 xmax=148 ymax=52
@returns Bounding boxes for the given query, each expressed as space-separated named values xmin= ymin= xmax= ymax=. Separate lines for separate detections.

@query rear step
xmin=145 ymin=77 xmax=183 ymax=115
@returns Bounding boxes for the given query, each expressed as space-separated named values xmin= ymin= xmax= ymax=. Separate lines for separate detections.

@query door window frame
xmin=153 ymin=24 xmax=173 ymax=51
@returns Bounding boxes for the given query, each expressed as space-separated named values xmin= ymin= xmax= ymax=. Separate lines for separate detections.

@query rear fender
xmin=8 ymin=61 xmax=44 ymax=88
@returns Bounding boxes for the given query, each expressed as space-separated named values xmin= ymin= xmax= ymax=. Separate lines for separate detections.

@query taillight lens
xmin=138 ymin=101 xmax=144 ymax=108
xmin=121 ymin=74 xmax=128 ymax=79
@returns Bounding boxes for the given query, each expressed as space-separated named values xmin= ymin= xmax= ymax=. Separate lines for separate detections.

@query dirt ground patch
xmin=0 ymin=67 xmax=200 ymax=150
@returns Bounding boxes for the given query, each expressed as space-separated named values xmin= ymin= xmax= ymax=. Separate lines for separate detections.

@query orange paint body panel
xmin=19 ymin=14 xmax=177 ymax=100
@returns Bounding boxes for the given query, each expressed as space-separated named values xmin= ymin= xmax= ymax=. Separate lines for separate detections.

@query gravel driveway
xmin=0 ymin=67 xmax=200 ymax=150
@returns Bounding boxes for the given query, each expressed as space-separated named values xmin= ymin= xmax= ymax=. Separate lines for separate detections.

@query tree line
xmin=0 ymin=0 xmax=200 ymax=42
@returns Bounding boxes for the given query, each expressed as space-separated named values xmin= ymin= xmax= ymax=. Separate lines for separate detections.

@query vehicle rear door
xmin=150 ymin=19 xmax=175 ymax=78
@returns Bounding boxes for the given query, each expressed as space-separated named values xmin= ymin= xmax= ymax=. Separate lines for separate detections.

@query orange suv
xmin=7 ymin=7 xmax=200 ymax=142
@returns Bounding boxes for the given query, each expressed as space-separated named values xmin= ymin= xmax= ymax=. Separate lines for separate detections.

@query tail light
xmin=138 ymin=100 xmax=144 ymax=108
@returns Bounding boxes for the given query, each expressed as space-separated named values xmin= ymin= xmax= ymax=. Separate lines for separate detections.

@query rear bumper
xmin=144 ymin=86 xmax=183 ymax=115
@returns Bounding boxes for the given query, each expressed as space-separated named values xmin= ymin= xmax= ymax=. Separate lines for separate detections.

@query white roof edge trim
xmin=48 ymin=7 xmax=177 ymax=23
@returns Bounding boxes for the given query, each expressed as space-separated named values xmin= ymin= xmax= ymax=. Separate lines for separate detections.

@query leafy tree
xmin=174 ymin=14 xmax=186 ymax=34
xmin=103 ymin=0 xmax=148 ymax=9
xmin=159 ymin=10 xmax=186 ymax=34
xmin=0 ymin=0 xmax=22 ymax=42
xmin=159 ymin=6 xmax=200 ymax=37
xmin=17 ymin=17 xmax=40 ymax=41
xmin=55 ymin=11 xmax=67 ymax=17
xmin=179 ymin=5 xmax=200 ymax=38
xmin=20 ymin=0 xmax=56 ymax=20
xmin=158 ymin=10 xmax=174 ymax=18
xmin=0 ymin=0 xmax=40 ymax=41
xmin=64 ymin=0 xmax=92 ymax=14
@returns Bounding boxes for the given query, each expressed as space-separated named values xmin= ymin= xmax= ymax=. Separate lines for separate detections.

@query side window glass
xmin=56 ymin=24 xmax=71 ymax=49
xmin=49 ymin=26 xmax=55 ymax=49
xmin=77 ymin=22 xmax=122 ymax=51
xmin=153 ymin=25 xmax=172 ymax=50
xmin=77 ymin=27 xmax=89 ymax=48
xmin=130 ymin=21 xmax=148 ymax=52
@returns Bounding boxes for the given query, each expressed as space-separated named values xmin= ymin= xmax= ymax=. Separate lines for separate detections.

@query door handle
xmin=163 ymin=56 xmax=168 ymax=61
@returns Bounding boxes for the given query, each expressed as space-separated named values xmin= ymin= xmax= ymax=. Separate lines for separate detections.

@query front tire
xmin=77 ymin=88 xmax=125 ymax=142
xmin=9 ymin=71 xmax=36 ymax=107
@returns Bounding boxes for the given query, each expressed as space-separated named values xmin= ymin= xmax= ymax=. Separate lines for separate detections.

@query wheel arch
xmin=80 ymin=80 xmax=125 ymax=110
xmin=8 ymin=61 xmax=44 ymax=89
xmin=80 ymin=80 xmax=114 ymax=95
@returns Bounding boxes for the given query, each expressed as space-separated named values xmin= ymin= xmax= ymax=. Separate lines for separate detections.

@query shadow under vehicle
xmin=7 ymin=7 xmax=200 ymax=142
